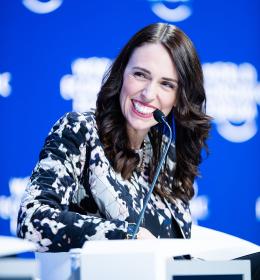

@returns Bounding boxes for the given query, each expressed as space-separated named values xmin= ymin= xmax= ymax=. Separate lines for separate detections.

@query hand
xmin=137 ymin=227 xmax=156 ymax=239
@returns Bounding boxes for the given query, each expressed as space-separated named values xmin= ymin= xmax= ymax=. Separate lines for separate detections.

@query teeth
xmin=133 ymin=101 xmax=154 ymax=114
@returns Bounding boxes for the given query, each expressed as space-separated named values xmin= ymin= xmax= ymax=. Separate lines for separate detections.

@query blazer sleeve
xmin=17 ymin=112 xmax=129 ymax=252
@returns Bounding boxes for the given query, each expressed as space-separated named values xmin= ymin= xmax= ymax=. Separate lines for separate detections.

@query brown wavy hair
xmin=96 ymin=23 xmax=211 ymax=203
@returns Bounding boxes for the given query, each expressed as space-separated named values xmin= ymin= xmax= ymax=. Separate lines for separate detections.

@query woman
xmin=17 ymin=23 xmax=211 ymax=252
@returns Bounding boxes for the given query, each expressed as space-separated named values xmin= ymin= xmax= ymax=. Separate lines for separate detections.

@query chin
xmin=128 ymin=119 xmax=155 ymax=131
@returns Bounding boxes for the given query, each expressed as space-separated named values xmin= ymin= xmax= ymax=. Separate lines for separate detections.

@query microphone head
xmin=153 ymin=109 xmax=165 ymax=123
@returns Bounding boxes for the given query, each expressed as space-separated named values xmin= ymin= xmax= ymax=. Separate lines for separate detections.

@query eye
xmin=133 ymin=71 xmax=147 ymax=80
xmin=161 ymin=81 xmax=177 ymax=90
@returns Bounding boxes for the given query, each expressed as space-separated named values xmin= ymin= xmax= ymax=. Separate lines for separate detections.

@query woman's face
xmin=120 ymin=43 xmax=178 ymax=134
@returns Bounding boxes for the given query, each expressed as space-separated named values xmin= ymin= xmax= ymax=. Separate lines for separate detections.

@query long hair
xmin=96 ymin=23 xmax=211 ymax=202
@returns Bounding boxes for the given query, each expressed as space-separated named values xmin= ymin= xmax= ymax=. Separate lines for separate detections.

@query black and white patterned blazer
xmin=17 ymin=111 xmax=192 ymax=252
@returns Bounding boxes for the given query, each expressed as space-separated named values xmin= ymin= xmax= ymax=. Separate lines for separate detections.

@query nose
xmin=140 ymin=82 xmax=156 ymax=102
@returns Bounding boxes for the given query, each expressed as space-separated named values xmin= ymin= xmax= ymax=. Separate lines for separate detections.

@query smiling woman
xmin=17 ymin=23 xmax=211 ymax=252
xmin=96 ymin=23 xmax=211 ymax=201
xmin=120 ymin=43 xmax=178 ymax=146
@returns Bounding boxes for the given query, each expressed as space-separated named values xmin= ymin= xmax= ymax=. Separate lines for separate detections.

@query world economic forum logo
xmin=0 ymin=177 xmax=29 ymax=235
xmin=0 ymin=72 xmax=12 ymax=97
xmin=22 ymin=0 xmax=63 ymax=14
xmin=190 ymin=181 xmax=209 ymax=224
xmin=256 ymin=197 xmax=260 ymax=222
xmin=148 ymin=0 xmax=192 ymax=22
xmin=60 ymin=57 xmax=111 ymax=112
xmin=203 ymin=62 xmax=260 ymax=143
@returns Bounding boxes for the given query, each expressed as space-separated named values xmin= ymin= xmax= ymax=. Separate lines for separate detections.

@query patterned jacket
xmin=17 ymin=111 xmax=192 ymax=252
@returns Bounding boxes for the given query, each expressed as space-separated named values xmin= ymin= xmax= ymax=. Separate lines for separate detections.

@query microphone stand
xmin=132 ymin=109 xmax=173 ymax=239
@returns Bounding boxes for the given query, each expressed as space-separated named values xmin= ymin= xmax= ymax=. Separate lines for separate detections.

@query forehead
xmin=126 ymin=43 xmax=178 ymax=79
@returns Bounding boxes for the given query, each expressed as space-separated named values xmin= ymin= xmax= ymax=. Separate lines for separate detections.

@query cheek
xmin=120 ymin=81 xmax=133 ymax=115
xmin=169 ymin=95 xmax=177 ymax=108
xmin=120 ymin=83 xmax=129 ymax=110
xmin=120 ymin=76 xmax=137 ymax=105
xmin=159 ymin=93 xmax=177 ymax=114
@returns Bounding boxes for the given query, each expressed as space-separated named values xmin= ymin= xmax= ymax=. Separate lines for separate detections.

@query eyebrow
xmin=132 ymin=66 xmax=178 ymax=84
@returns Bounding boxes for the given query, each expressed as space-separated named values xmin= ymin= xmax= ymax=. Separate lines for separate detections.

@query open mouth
xmin=131 ymin=99 xmax=156 ymax=118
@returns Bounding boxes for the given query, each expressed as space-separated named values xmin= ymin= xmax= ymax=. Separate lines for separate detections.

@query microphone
xmin=132 ymin=109 xmax=173 ymax=239
xmin=153 ymin=109 xmax=166 ymax=123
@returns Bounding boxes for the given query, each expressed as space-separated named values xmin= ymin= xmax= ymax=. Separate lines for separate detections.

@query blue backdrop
xmin=0 ymin=0 xmax=259 ymax=245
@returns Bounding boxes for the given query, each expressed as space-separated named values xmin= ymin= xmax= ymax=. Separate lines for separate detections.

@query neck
xmin=127 ymin=125 xmax=149 ymax=150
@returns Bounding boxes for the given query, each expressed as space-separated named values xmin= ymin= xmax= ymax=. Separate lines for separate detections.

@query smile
xmin=132 ymin=100 xmax=156 ymax=117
